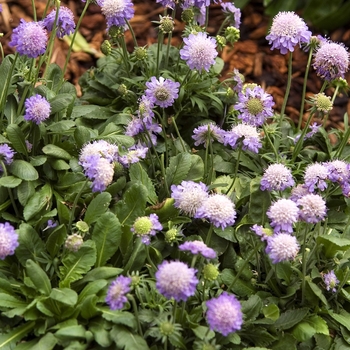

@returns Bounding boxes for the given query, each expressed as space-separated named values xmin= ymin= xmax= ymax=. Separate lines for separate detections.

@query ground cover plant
xmin=0 ymin=0 xmax=349 ymax=349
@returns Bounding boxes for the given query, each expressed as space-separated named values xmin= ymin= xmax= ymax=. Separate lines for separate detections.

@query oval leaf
xmin=9 ymin=160 xmax=38 ymax=181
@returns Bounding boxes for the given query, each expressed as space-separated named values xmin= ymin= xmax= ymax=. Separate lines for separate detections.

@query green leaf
xmin=0 ymin=293 xmax=27 ymax=309
xmin=262 ymin=304 xmax=280 ymax=321
xmin=49 ymin=93 xmax=74 ymax=114
xmin=9 ymin=160 xmax=39 ymax=181
xmin=110 ymin=325 xmax=150 ymax=350
xmin=25 ymin=259 xmax=51 ymax=296
xmin=17 ymin=181 xmax=35 ymax=206
xmin=101 ymin=309 xmax=137 ymax=328
xmin=46 ymin=224 xmax=67 ymax=258
xmin=185 ymin=154 xmax=204 ymax=181
xmin=16 ymin=223 xmax=45 ymax=266
xmin=248 ymin=178 xmax=271 ymax=224
xmin=165 ymin=153 xmax=192 ymax=186
xmin=275 ymin=308 xmax=309 ymax=330
xmin=74 ymin=125 xmax=94 ymax=149
xmin=55 ymin=325 xmax=86 ymax=340
xmin=50 ymin=288 xmax=78 ymax=306
xmin=0 ymin=322 xmax=35 ymax=350
xmin=115 ymin=182 xmax=148 ymax=226
xmin=42 ymin=144 xmax=71 ymax=160
xmin=317 ymin=235 xmax=350 ymax=258
xmin=84 ymin=192 xmax=112 ymax=225
xmin=292 ymin=321 xmax=316 ymax=342
xmin=307 ymin=315 xmax=329 ymax=335
xmin=307 ymin=280 xmax=329 ymax=306
xmin=329 ymin=310 xmax=350 ymax=332
xmin=59 ymin=240 xmax=97 ymax=288
xmin=77 ymin=279 xmax=108 ymax=304
xmin=0 ymin=176 xmax=22 ymax=188
xmin=46 ymin=120 xmax=75 ymax=133
xmin=73 ymin=267 xmax=122 ymax=288
xmin=129 ymin=163 xmax=157 ymax=205
xmin=6 ymin=124 xmax=28 ymax=156
xmin=241 ymin=294 xmax=262 ymax=321
xmin=23 ymin=183 xmax=52 ymax=221
xmin=92 ymin=212 xmax=122 ymax=267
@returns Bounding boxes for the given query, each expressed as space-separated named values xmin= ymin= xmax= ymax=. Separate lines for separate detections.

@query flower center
xmin=133 ymin=217 xmax=152 ymax=235
xmin=246 ymin=98 xmax=264 ymax=115
xmin=155 ymin=87 xmax=170 ymax=101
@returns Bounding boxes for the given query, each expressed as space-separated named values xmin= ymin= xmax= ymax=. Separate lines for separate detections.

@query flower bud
xmin=101 ymin=40 xmax=112 ymax=56
xmin=65 ymin=234 xmax=83 ymax=252
xmin=159 ymin=15 xmax=174 ymax=34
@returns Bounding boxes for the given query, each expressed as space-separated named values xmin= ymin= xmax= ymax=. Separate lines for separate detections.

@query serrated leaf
xmin=0 ymin=322 xmax=35 ymax=350
xmin=110 ymin=325 xmax=150 ymax=350
xmin=9 ymin=160 xmax=38 ymax=181
xmin=317 ymin=235 xmax=350 ymax=258
xmin=241 ymin=294 xmax=262 ymax=321
xmin=329 ymin=310 xmax=350 ymax=331
xmin=84 ymin=192 xmax=112 ymax=225
xmin=307 ymin=315 xmax=329 ymax=335
xmin=59 ymin=240 xmax=96 ymax=288
xmin=0 ymin=176 xmax=22 ymax=188
xmin=49 ymin=93 xmax=74 ymax=114
xmin=25 ymin=259 xmax=51 ymax=296
xmin=275 ymin=308 xmax=309 ymax=330
xmin=0 ymin=293 xmax=27 ymax=309
xmin=92 ymin=212 xmax=122 ymax=267
xmin=42 ymin=144 xmax=71 ymax=160
xmin=185 ymin=154 xmax=204 ymax=181
xmin=307 ymin=280 xmax=329 ymax=306
xmin=165 ymin=153 xmax=192 ymax=186
xmin=6 ymin=124 xmax=27 ymax=156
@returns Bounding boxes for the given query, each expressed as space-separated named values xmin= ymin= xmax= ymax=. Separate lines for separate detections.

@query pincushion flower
xmin=0 ymin=222 xmax=19 ymax=260
xmin=24 ymin=95 xmax=51 ymax=125
xmin=224 ymin=123 xmax=262 ymax=153
xmin=234 ymin=86 xmax=274 ymax=126
xmin=106 ymin=275 xmax=132 ymax=310
xmin=180 ymin=32 xmax=218 ymax=72
xmin=192 ymin=123 xmax=225 ymax=147
xmin=266 ymin=11 xmax=311 ymax=55
xmin=9 ymin=19 xmax=48 ymax=58
xmin=267 ymin=198 xmax=299 ymax=233
xmin=313 ymin=41 xmax=349 ymax=81
xmin=194 ymin=194 xmax=236 ymax=230
xmin=64 ymin=234 xmax=84 ymax=252
xmin=145 ymin=77 xmax=180 ymax=108
xmin=43 ymin=6 xmax=76 ymax=38
xmin=323 ymin=270 xmax=339 ymax=293
xmin=0 ymin=144 xmax=15 ymax=169
xmin=325 ymin=160 xmax=349 ymax=184
xmin=97 ymin=0 xmax=135 ymax=28
xmin=251 ymin=224 xmax=273 ymax=242
xmin=297 ymin=193 xmax=327 ymax=224
xmin=266 ymin=233 xmax=300 ymax=264
xmin=155 ymin=260 xmax=198 ymax=301
xmin=171 ymin=181 xmax=208 ymax=217
xmin=206 ymin=292 xmax=243 ymax=336
xmin=304 ymin=162 xmax=329 ymax=192
xmin=79 ymin=140 xmax=119 ymax=164
xmin=290 ymin=184 xmax=310 ymax=202
xmin=179 ymin=240 xmax=217 ymax=259
xmin=119 ymin=143 xmax=148 ymax=167
xmin=260 ymin=163 xmax=295 ymax=191
xmin=221 ymin=2 xmax=241 ymax=28
xmin=156 ymin=0 xmax=175 ymax=8
xmin=131 ymin=214 xmax=162 ymax=245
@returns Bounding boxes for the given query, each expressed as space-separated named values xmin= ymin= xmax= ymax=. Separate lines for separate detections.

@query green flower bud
xmin=225 ymin=26 xmax=240 ymax=44
xmin=160 ymin=15 xmax=174 ymax=33
xmin=216 ymin=35 xmax=226 ymax=50
xmin=160 ymin=321 xmax=174 ymax=336
xmin=164 ymin=228 xmax=178 ymax=243
xmin=181 ymin=9 xmax=194 ymax=23
xmin=134 ymin=46 xmax=148 ymax=61
xmin=203 ymin=263 xmax=219 ymax=281
xmin=309 ymin=92 xmax=333 ymax=114
xmin=101 ymin=40 xmax=112 ymax=56
xmin=108 ymin=25 xmax=124 ymax=38
xmin=65 ymin=234 xmax=83 ymax=252
xmin=117 ymin=84 xmax=128 ymax=96
xmin=76 ymin=220 xmax=89 ymax=233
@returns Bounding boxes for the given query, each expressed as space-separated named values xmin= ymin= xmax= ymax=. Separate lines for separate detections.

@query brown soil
xmin=1 ymin=0 xmax=350 ymax=130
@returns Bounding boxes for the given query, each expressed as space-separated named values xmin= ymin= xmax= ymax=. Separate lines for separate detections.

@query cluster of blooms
xmin=192 ymin=123 xmax=226 ymax=147
xmin=106 ymin=275 xmax=132 ymax=310
xmin=0 ymin=144 xmax=15 ymax=171
xmin=131 ymin=214 xmax=163 ymax=245
xmin=171 ymin=181 xmax=236 ymax=230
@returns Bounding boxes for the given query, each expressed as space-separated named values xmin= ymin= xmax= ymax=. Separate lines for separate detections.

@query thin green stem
xmin=68 ymin=178 xmax=88 ymax=231
xmin=217 ymin=17 xmax=229 ymax=36
xmin=156 ymin=31 xmax=164 ymax=76
xmin=334 ymin=126 xmax=350 ymax=159
xmin=125 ymin=18 xmax=137 ymax=48
xmin=225 ymin=141 xmax=242 ymax=195
xmin=31 ymin=0 xmax=37 ymax=22
xmin=205 ymin=224 xmax=214 ymax=247
xmin=145 ymin=245 xmax=157 ymax=271
xmin=323 ymin=85 xmax=340 ymax=128
xmin=128 ymin=294 xmax=143 ymax=336
xmin=262 ymin=124 xmax=279 ymax=160
xmin=171 ymin=117 xmax=187 ymax=152
xmin=301 ymin=225 xmax=310 ymax=305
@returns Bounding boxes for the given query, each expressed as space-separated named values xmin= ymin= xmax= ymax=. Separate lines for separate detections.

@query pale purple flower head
xmin=206 ymin=292 xmax=243 ymax=336
xmin=267 ymin=198 xmax=299 ymax=233
xmin=313 ymin=41 xmax=349 ymax=81
xmin=0 ymin=144 xmax=15 ymax=169
xmin=234 ymin=86 xmax=274 ymax=126
xmin=294 ymin=122 xmax=321 ymax=143
xmin=119 ymin=143 xmax=148 ymax=167
xmin=145 ymin=77 xmax=180 ymax=108
xmin=224 ymin=123 xmax=262 ymax=153
xmin=297 ymin=193 xmax=327 ymax=224
xmin=266 ymin=11 xmax=311 ymax=55
xmin=131 ymin=214 xmax=162 ymax=245
xmin=180 ymin=32 xmax=218 ymax=72
xmin=304 ymin=163 xmax=329 ymax=192
xmin=194 ymin=194 xmax=236 ymax=230
xmin=266 ymin=233 xmax=299 ymax=264
xmin=79 ymin=140 xmax=119 ymax=164
xmin=106 ymin=275 xmax=132 ymax=310
xmin=194 ymin=5 xmax=206 ymax=26
xmin=137 ymin=95 xmax=155 ymax=120
xmin=179 ymin=240 xmax=216 ymax=259
xmin=97 ymin=0 xmax=134 ymax=29
xmin=221 ymin=2 xmax=241 ymax=28
xmin=323 ymin=270 xmax=339 ymax=293
xmin=171 ymin=181 xmax=208 ymax=217
xmin=324 ymin=160 xmax=349 ymax=184
xmin=156 ymin=0 xmax=175 ymax=8
xmin=43 ymin=6 xmax=75 ymax=38
xmin=260 ymin=163 xmax=295 ymax=191
xmin=155 ymin=260 xmax=198 ymax=301
xmin=0 ymin=222 xmax=19 ymax=260
xmin=24 ymin=95 xmax=51 ymax=125
xmin=192 ymin=123 xmax=225 ymax=147
xmin=9 ymin=19 xmax=47 ymax=58
xmin=44 ymin=219 xmax=58 ymax=231
xmin=251 ymin=224 xmax=272 ymax=242
xmin=232 ymin=68 xmax=244 ymax=93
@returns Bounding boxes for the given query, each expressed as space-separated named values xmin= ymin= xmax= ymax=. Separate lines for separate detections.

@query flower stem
xmin=205 ymin=224 xmax=214 ymax=247
xmin=225 ymin=141 xmax=242 ymax=195
xmin=301 ymin=224 xmax=310 ymax=305
xmin=128 ymin=294 xmax=143 ymax=336
xmin=171 ymin=117 xmax=187 ymax=153
xmin=68 ymin=178 xmax=88 ymax=232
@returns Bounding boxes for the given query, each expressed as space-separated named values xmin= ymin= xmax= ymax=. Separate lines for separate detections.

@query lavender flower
xmin=267 ymin=198 xmax=299 ymax=233
xmin=97 ymin=0 xmax=135 ymax=29
xmin=24 ymin=95 xmax=51 ymax=125
xmin=194 ymin=194 xmax=236 ymax=230
xmin=293 ymin=122 xmax=321 ymax=143
xmin=179 ymin=240 xmax=217 ymax=259
xmin=43 ymin=6 xmax=75 ymax=38
xmin=145 ymin=77 xmax=180 ymax=108
xmin=232 ymin=68 xmax=244 ymax=93
xmin=290 ymin=184 xmax=310 ymax=202
xmin=251 ymin=224 xmax=272 ymax=242
xmin=9 ymin=19 xmax=47 ymax=58
xmin=43 ymin=219 xmax=58 ymax=231
xmin=0 ymin=144 xmax=15 ymax=169
xmin=79 ymin=140 xmax=119 ymax=164
xmin=324 ymin=160 xmax=349 ymax=184
xmin=206 ymin=292 xmax=243 ymax=336
xmin=224 ymin=123 xmax=262 ymax=153
xmin=137 ymin=95 xmax=155 ymax=119
xmin=171 ymin=181 xmax=208 ymax=217
xmin=323 ymin=270 xmax=339 ymax=293
xmin=155 ymin=260 xmax=198 ymax=301
xmin=266 ymin=233 xmax=300 ymax=264
xmin=156 ymin=0 xmax=175 ymax=8
xmin=0 ymin=222 xmax=19 ymax=260
xmin=221 ymin=2 xmax=241 ymax=28
xmin=304 ymin=163 xmax=329 ymax=192
xmin=180 ymin=32 xmax=218 ymax=72
xmin=131 ymin=214 xmax=162 ymax=245
xmin=313 ymin=41 xmax=349 ymax=81
xmin=297 ymin=193 xmax=327 ymax=224
xmin=192 ymin=123 xmax=225 ymax=147
xmin=260 ymin=163 xmax=295 ymax=191
xmin=65 ymin=234 xmax=84 ymax=252
xmin=119 ymin=143 xmax=148 ymax=167
xmin=106 ymin=275 xmax=132 ymax=310
xmin=266 ymin=11 xmax=311 ymax=55
xmin=235 ymin=86 xmax=274 ymax=126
